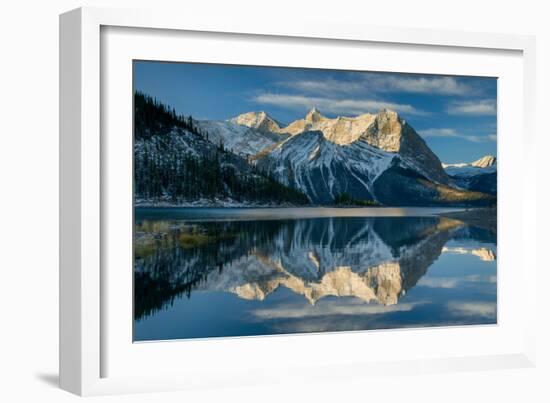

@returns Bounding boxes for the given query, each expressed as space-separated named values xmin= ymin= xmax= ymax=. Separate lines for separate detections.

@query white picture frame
xmin=59 ymin=6 xmax=538 ymax=396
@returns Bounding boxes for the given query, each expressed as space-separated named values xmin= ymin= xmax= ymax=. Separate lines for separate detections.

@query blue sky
xmin=134 ymin=61 xmax=497 ymax=163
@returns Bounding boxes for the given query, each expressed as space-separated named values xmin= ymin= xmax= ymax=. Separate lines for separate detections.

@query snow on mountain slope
xmin=443 ymin=155 xmax=497 ymax=195
xmin=256 ymin=129 xmax=495 ymax=206
xmin=443 ymin=155 xmax=496 ymax=176
xmin=444 ymin=164 xmax=497 ymax=177
xmin=197 ymin=119 xmax=288 ymax=156
xmin=256 ymin=130 xmax=397 ymax=204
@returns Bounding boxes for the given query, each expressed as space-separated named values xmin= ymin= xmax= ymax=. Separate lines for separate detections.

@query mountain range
xmin=197 ymin=108 xmax=496 ymax=206
xmin=134 ymin=92 xmax=496 ymax=206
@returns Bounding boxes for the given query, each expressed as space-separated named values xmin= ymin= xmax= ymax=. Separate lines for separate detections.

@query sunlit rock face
xmin=134 ymin=216 xmax=468 ymax=319
xmin=362 ymin=110 xmax=449 ymax=185
xmin=471 ymin=155 xmax=496 ymax=168
xmin=281 ymin=108 xmax=376 ymax=145
xmin=230 ymin=111 xmax=283 ymax=134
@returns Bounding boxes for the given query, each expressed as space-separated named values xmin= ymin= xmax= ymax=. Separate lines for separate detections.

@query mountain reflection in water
xmin=134 ymin=208 xmax=497 ymax=341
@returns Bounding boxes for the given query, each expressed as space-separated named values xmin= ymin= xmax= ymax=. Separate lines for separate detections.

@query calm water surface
xmin=134 ymin=207 xmax=497 ymax=341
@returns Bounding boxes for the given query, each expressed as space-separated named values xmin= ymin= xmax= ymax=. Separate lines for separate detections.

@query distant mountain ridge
xmin=443 ymin=155 xmax=496 ymax=170
xmin=443 ymin=155 xmax=497 ymax=195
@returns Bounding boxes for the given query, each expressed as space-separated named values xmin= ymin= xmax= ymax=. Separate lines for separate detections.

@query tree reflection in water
xmin=134 ymin=215 xmax=496 ymax=322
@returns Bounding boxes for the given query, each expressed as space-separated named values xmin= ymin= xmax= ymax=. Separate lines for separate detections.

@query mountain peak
xmin=376 ymin=108 xmax=400 ymax=120
xmin=471 ymin=155 xmax=496 ymax=168
xmin=230 ymin=111 xmax=282 ymax=133
xmin=305 ymin=107 xmax=323 ymax=123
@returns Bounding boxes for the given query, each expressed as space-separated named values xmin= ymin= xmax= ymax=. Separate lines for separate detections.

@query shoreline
xmin=438 ymin=207 xmax=497 ymax=233
xmin=135 ymin=203 xmax=469 ymax=211
xmin=135 ymin=199 xmax=485 ymax=210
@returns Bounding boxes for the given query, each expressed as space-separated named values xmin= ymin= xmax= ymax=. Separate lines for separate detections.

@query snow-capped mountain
xmin=443 ymin=155 xmax=497 ymax=195
xmin=226 ymin=108 xmax=449 ymax=186
xmin=443 ymin=155 xmax=497 ymax=174
xmin=229 ymin=111 xmax=283 ymax=134
xmin=250 ymin=109 xmax=493 ymax=205
xmin=197 ymin=119 xmax=287 ymax=156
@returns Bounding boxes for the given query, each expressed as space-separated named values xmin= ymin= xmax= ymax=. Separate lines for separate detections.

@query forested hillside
xmin=134 ymin=92 xmax=309 ymax=205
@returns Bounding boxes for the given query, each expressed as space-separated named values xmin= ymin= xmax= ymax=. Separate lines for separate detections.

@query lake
xmin=133 ymin=207 xmax=497 ymax=341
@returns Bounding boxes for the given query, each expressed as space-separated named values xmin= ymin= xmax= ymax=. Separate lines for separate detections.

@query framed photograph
xmin=60 ymin=7 xmax=537 ymax=396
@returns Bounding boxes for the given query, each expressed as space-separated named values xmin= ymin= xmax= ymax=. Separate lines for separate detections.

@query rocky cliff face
xmin=361 ymin=110 xmax=450 ymax=184
xmin=472 ymin=155 xmax=496 ymax=168
xmin=279 ymin=108 xmax=376 ymax=145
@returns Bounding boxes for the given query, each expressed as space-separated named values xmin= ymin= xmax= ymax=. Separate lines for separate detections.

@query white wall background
xmin=0 ymin=0 xmax=548 ymax=401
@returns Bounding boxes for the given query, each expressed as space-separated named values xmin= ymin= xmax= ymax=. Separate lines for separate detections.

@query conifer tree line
xmin=134 ymin=91 xmax=309 ymax=205
xmin=134 ymin=91 xmax=208 ymax=140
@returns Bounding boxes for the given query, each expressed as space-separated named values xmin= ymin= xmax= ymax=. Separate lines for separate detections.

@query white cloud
xmin=279 ymin=79 xmax=363 ymax=94
xmin=277 ymin=74 xmax=478 ymax=96
xmin=463 ymin=274 xmax=497 ymax=284
xmin=447 ymin=301 xmax=497 ymax=319
xmin=420 ymin=128 xmax=496 ymax=143
xmin=462 ymin=134 xmax=497 ymax=143
xmin=253 ymin=93 xmax=427 ymax=116
xmin=447 ymin=99 xmax=497 ymax=115
xmin=252 ymin=301 xmax=424 ymax=320
xmin=373 ymin=75 xmax=474 ymax=96
xmin=418 ymin=273 xmax=496 ymax=289
xmin=417 ymin=277 xmax=461 ymax=289
xmin=421 ymin=128 xmax=461 ymax=138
